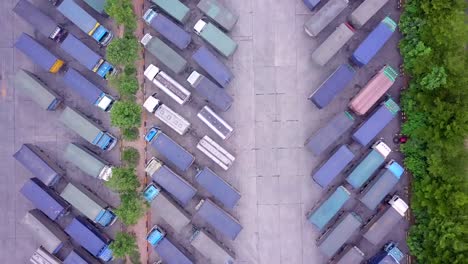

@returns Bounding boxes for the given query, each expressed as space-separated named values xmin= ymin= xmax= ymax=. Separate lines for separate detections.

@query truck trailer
xmin=197 ymin=136 xmax=235 ymax=170
xmin=14 ymin=144 xmax=63 ymax=187
xmin=141 ymin=34 xmax=188 ymax=74
xmin=30 ymin=246 xmax=62 ymax=264
xmin=197 ymin=0 xmax=238 ymax=31
xmin=190 ymin=229 xmax=235 ymax=264
xmin=349 ymin=65 xmax=398 ymax=115
xmin=147 ymin=226 xmax=193 ymax=264
xmin=312 ymin=145 xmax=355 ymax=188
xmin=63 ymin=248 xmax=100 ymax=264
xmin=82 ymin=0 xmax=107 ymax=15
xmin=187 ymin=71 xmax=233 ymax=111
xmin=143 ymin=94 xmax=191 ymax=135
xmin=335 ymin=246 xmax=365 ymax=264
xmin=143 ymin=8 xmax=191 ymax=50
xmin=302 ymin=0 xmax=321 ymax=11
xmin=307 ymin=186 xmax=351 ymax=230
xmin=151 ymin=0 xmax=190 ymax=24
xmin=192 ymin=46 xmax=233 ymax=88
xmin=195 ymin=167 xmax=241 ymax=209
xmin=352 ymin=98 xmax=400 ymax=146
xmin=145 ymin=157 xmax=196 ymax=205
xmin=312 ymin=23 xmax=355 ymax=66
xmin=194 ymin=19 xmax=237 ymax=57
xmin=59 ymin=107 xmax=117 ymax=151
xmin=367 ymin=241 xmax=405 ymax=264
xmin=194 ymin=199 xmax=242 ymax=240
xmin=351 ymin=17 xmax=397 ymax=67
xmin=64 ymin=143 xmax=113 ymax=181
xmin=197 ymin=106 xmax=234 ymax=140
xmin=144 ymin=64 xmax=191 ymax=105
xmin=304 ymin=0 xmax=349 ymax=37
xmin=15 ymin=33 xmax=64 ymax=73
xmin=14 ymin=69 xmax=61 ymax=111
xmin=309 ymin=64 xmax=356 ymax=109
xmin=349 ymin=0 xmax=390 ymax=29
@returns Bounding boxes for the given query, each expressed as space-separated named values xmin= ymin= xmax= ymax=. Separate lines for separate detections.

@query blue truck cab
xmin=143 ymin=183 xmax=161 ymax=202
xmin=147 ymin=225 xmax=166 ymax=246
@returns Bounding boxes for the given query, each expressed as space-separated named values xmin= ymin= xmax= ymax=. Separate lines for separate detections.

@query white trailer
xmin=197 ymin=136 xmax=235 ymax=170
xmin=197 ymin=106 xmax=233 ymax=140
xmin=144 ymin=64 xmax=191 ymax=105
xmin=143 ymin=94 xmax=191 ymax=135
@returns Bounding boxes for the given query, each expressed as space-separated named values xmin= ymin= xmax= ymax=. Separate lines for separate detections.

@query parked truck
xmin=30 ymin=246 xmax=62 ymax=264
xmin=317 ymin=212 xmax=362 ymax=258
xmin=194 ymin=199 xmax=243 ymax=240
xmin=14 ymin=144 xmax=63 ymax=187
xmin=15 ymin=33 xmax=64 ymax=73
xmin=145 ymin=127 xmax=195 ymax=172
xmin=21 ymin=178 xmax=71 ymax=220
xmin=194 ymin=19 xmax=238 ymax=57
xmin=53 ymin=0 xmax=113 ymax=46
xmin=195 ymin=167 xmax=241 ymax=209
xmin=145 ymin=157 xmax=196 ymax=205
xmin=62 ymin=68 xmax=115 ymax=112
xmin=198 ymin=106 xmax=234 ymax=140
xmin=360 ymin=160 xmax=404 ymax=210
xmin=14 ymin=69 xmax=61 ymax=111
xmin=312 ymin=145 xmax=355 ymax=188
xmin=63 ymin=248 xmax=100 ymax=264
xmin=307 ymin=186 xmax=351 ymax=230
xmin=349 ymin=65 xmax=398 ymax=115
xmin=141 ymin=34 xmax=188 ymax=74
xmin=304 ymin=0 xmax=349 ymax=37
xmin=60 ymin=183 xmax=117 ymax=227
xmin=363 ymin=195 xmax=408 ymax=245
xmin=64 ymin=143 xmax=113 ymax=181
xmin=346 ymin=140 xmax=392 ymax=189
xmin=82 ymin=0 xmax=107 ymax=15
xmin=187 ymin=71 xmax=233 ymax=111
xmin=312 ymin=23 xmax=355 ymax=66
xmin=143 ymin=183 xmax=191 ymax=232
xmin=23 ymin=209 xmax=69 ymax=254
xmin=352 ymin=98 xmax=400 ymax=146
xmin=143 ymin=8 xmax=191 ymax=49
xmin=144 ymin=64 xmax=191 ymax=105
xmin=305 ymin=111 xmax=355 ymax=156
xmin=309 ymin=64 xmax=356 ymax=109
xmin=151 ymin=0 xmax=190 ymax=24
xmin=351 ymin=17 xmax=397 ymax=67
xmin=143 ymin=94 xmax=191 ymax=135
xmin=59 ymin=107 xmax=117 ymax=151
xmin=65 ymin=216 xmax=113 ymax=262
xmin=302 ymin=0 xmax=321 ymax=11
xmin=197 ymin=136 xmax=235 ymax=170
xmin=146 ymin=226 xmax=193 ymax=264
xmin=197 ymin=0 xmax=238 ymax=31
xmin=192 ymin=46 xmax=233 ymax=88
xmin=189 ymin=229 xmax=235 ymax=264
xmin=367 ymin=241 xmax=405 ymax=264
xmin=335 ymin=246 xmax=365 ymax=264
xmin=349 ymin=0 xmax=390 ymax=29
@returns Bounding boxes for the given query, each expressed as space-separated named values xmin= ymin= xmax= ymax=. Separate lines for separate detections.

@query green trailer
xmin=197 ymin=0 xmax=238 ymax=31
xmin=141 ymin=33 xmax=188 ymax=74
xmin=151 ymin=0 xmax=189 ymax=24
xmin=194 ymin=19 xmax=237 ymax=57
xmin=14 ymin=69 xmax=61 ymax=110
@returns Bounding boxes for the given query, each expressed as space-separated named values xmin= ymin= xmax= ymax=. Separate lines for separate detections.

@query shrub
xmin=122 ymin=127 xmax=139 ymax=141
xmin=110 ymin=232 xmax=138 ymax=259
xmin=110 ymin=101 xmax=141 ymax=129
xmin=122 ymin=147 xmax=140 ymax=167
xmin=114 ymin=191 xmax=146 ymax=225
xmin=106 ymin=36 xmax=139 ymax=67
xmin=105 ymin=167 xmax=140 ymax=193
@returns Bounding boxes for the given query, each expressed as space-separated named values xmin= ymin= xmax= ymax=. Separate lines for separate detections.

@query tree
xmin=122 ymin=127 xmax=139 ymax=141
xmin=105 ymin=167 xmax=140 ymax=193
xmin=122 ymin=147 xmax=140 ymax=167
xmin=110 ymin=101 xmax=141 ymax=129
xmin=110 ymin=232 xmax=138 ymax=258
xmin=109 ymin=68 xmax=139 ymax=97
xmin=114 ymin=192 xmax=146 ymax=225
xmin=106 ymin=36 xmax=139 ymax=67
xmin=105 ymin=0 xmax=137 ymax=31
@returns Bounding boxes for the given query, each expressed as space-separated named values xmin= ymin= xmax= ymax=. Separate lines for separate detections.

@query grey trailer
xmin=14 ymin=69 xmax=61 ymax=110
xmin=349 ymin=0 xmax=390 ymax=29
xmin=190 ymin=229 xmax=235 ymax=264
xmin=195 ymin=199 xmax=243 ymax=240
xmin=30 ymin=247 xmax=62 ymax=264
xmin=312 ymin=145 xmax=355 ymax=188
xmin=304 ymin=0 xmax=349 ymax=37
xmin=192 ymin=46 xmax=233 ymax=88
xmin=142 ymin=9 xmax=191 ymax=49
xmin=187 ymin=71 xmax=233 ymax=112
xmin=311 ymin=23 xmax=355 ymax=66
xmin=197 ymin=0 xmax=238 ymax=31
xmin=195 ymin=167 xmax=241 ymax=209
xmin=140 ymin=33 xmax=188 ymax=74
xmin=335 ymin=246 xmax=365 ymax=264
xmin=64 ymin=143 xmax=113 ymax=181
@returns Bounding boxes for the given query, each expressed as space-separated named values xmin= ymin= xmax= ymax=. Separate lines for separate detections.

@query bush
xmin=105 ymin=0 xmax=137 ymax=31
xmin=122 ymin=147 xmax=140 ymax=167
xmin=110 ymin=232 xmax=138 ymax=259
xmin=106 ymin=36 xmax=139 ymax=67
xmin=109 ymin=68 xmax=139 ymax=97
xmin=122 ymin=127 xmax=139 ymax=141
xmin=114 ymin=191 xmax=146 ymax=225
xmin=105 ymin=167 xmax=140 ymax=193
xmin=110 ymin=101 xmax=141 ymax=129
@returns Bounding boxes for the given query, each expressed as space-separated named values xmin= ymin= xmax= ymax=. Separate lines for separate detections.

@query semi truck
xmin=62 ymin=68 xmax=115 ymax=112
xmin=312 ymin=145 xmax=355 ymax=188
xmin=59 ymin=107 xmax=117 ymax=151
xmin=23 ymin=209 xmax=69 ymax=254
xmin=304 ymin=0 xmax=349 ymax=37
xmin=30 ymin=247 xmax=62 ymax=264
xmin=345 ymin=140 xmax=392 ymax=189
xmin=14 ymin=144 xmax=63 ymax=187
xmin=141 ymin=34 xmax=188 ymax=74
xmin=197 ymin=136 xmax=235 ymax=170
xmin=194 ymin=19 xmax=238 ymax=57
xmin=317 ymin=212 xmax=362 ymax=258
xmin=311 ymin=23 xmax=355 ymax=66
xmin=64 ymin=143 xmax=113 ymax=181
xmin=14 ymin=33 xmax=64 ymax=73
xmin=187 ymin=71 xmax=233 ymax=111
xmin=143 ymin=94 xmax=191 ymax=135
xmin=144 ymin=64 xmax=191 ymax=105
xmin=142 ymin=8 xmax=191 ymax=50
xmin=14 ymin=69 xmax=61 ymax=111
xmin=82 ymin=0 xmax=107 ymax=15
xmin=197 ymin=0 xmax=238 ymax=31
xmin=65 ymin=216 xmax=113 ymax=262
xmin=145 ymin=127 xmax=195 ymax=172
xmin=302 ymin=0 xmax=321 ymax=11
xmin=192 ymin=46 xmax=233 ymax=88
xmin=145 ymin=157 xmax=197 ymax=205
xmin=349 ymin=65 xmax=398 ymax=115
xmin=352 ymin=98 xmax=400 ymax=146
xmin=198 ymin=106 xmax=234 ymax=140
xmin=194 ymin=199 xmax=243 ymax=240
xmin=307 ymin=186 xmax=351 ymax=230
xmin=151 ymin=0 xmax=190 ymax=24
xmin=363 ymin=195 xmax=408 ymax=245
xmin=60 ymin=183 xmax=117 ymax=227
xmin=351 ymin=17 xmax=397 ymax=67
xmin=189 ymin=229 xmax=235 ymax=264
xmin=146 ymin=226 xmax=193 ymax=264
xmin=20 ymin=178 xmax=71 ymax=221
xmin=305 ymin=111 xmax=355 ymax=156
xmin=195 ymin=167 xmax=241 ymax=209
xmin=335 ymin=246 xmax=365 ymax=264
xmin=367 ymin=241 xmax=405 ymax=264
xmin=309 ymin=64 xmax=356 ymax=109
xmin=349 ymin=0 xmax=390 ymax=29
xmin=63 ymin=248 xmax=100 ymax=264
xmin=143 ymin=183 xmax=191 ymax=232
xmin=54 ymin=0 xmax=113 ymax=46
xmin=360 ymin=160 xmax=404 ymax=210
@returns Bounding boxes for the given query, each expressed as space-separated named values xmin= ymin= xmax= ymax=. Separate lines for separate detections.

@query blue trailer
xmin=15 ymin=33 xmax=64 ymax=73
xmin=195 ymin=199 xmax=243 ymax=240
xmin=312 ymin=145 xmax=355 ymax=188
xmin=192 ymin=46 xmax=233 ymax=88
xmin=63 ymin=249 xmax=99 ymax=264
xmin=195 ymin=167 xmax=241 ymax=209
xmin=303 ymin=0 xmax=321 ymax=10
xmin=307 ymin=186 xmax=351 ymax=230
xmin=147 ymin=226 xmax=193 ymax=264
xmin=142 ymin=8 xmax=191 ymax=49
xmin=187 ymin=71 xmax=233 ymax=111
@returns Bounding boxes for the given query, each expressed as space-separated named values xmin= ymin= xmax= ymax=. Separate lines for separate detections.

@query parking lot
xmin=0 ymin=0 xmax=409 ymax=263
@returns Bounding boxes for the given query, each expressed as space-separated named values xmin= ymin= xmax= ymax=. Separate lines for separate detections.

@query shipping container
xmin=312 ymin=23 xmax=355 ymax=66
xmin=195 ymin=167 xmax=241 ymax=209
xmin=187 ymin=71 xmax=233 ymax=111
xmin=307 ymin=186 xmax=351 ymax=230
xmin=192 ymin=46 xmax=233 ymax=88
xmin=195 ymin=199 xmax=242 ymax=240
xmin=141 ymin=34 xmax=188 ymax=74
xmin=312 ymin=145 xmax=355 ymax=188
xmin=15 ymin=33 xmax=64 ymax=73
xmin=14 ymin=70 xmax=61 ymax=111
xmin=197 ymin=0 xmax=238 ymax=31
xmin=304 ymin=0 xmax=349 ymax=37
xmin=349 ymin=0 xmax=390 ymax=28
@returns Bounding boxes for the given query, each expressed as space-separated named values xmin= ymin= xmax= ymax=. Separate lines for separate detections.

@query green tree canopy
xmin=105 ymin=167 xmax=140 ymax=193
xmin=114 ymin=192 xmax=146 ymax=225
xmin=110 ymin=232 xmax=138 ymax=258
xmin=106 ymin=36 xmax=139 ymax=67
xmin=110 ymin=101 xmax=141 ymax=129
xmin=105 ymin=0 xmax=137 ymax=31
xmin=122 ymin=147 xmax=140 ymax=167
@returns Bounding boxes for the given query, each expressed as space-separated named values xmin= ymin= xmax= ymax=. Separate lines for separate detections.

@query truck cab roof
xmin=147 ymin=225 xmax=166 ymax=246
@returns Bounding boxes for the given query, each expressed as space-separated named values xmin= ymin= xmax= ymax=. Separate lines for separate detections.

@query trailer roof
xmin=308 ymin=186 xmax=351 ymax=230
xmin=23 ymin=209 xmax=68 ymax=253
xmin=360 ymin=169 xmax=401 ymax=210
xmin=155 ymin=237 xmax=193 ymax=264
xmin=13 ymin=0 xmax=59 ymax=39
xmin=57 ymin=0 xmax=98 ymax=32
xmin=363 ymin=206 xmax=402 ymax=245
xmin=150 ymin=13 xmax=191 ymax=50
xmin=151 ymin=165 xmax=196 ymax=205
xmin=59 ymin=107 xmax=103 ymax=143
xmin=336 ymin=246 xmax=365 ymax=264
xmin=149 ymin=130 xmax=194 ymax=172
xmin=152 ymin=192 xmax=191 ymax=232
xmin=191 ymin=73 xmax=233 ymax=111
xmin=190 ymin=230 xmax=234 ymax=263
xmin=192 ymin=45 xmax=233 ymax=88
xmin=144 ymin=35 xmax=187 ymax=74
xmin=82 ymin=0 xmax=107 ymax=14
xmin=61 ymin=35 xmax=100 ymax=70
xmin=63 ymin=250 xmax=94 ymax=264
xmin=318 ymin=212 xmax=362 ymax=257
xmin=151 ymin=0 xmax=189 ymax=23
xmin=196 ymin=199 xmax=242 ymax=240
xmin=201 ymin=22 xmax=237 ymax=57
xmin=312 ymin=145 xmax=355 ymax=188
xmin=65 ymin=217 xmax=109 ymax=257
xmin=61 ymin=183 xmax=104 ymax=221
xmin=64 ymin=143 xmax=107 ymax=178
xmin=346 ymin=149 xmax=386 ymax=189
xmin=14 ymin=33 xmax=59 ymax=71
xmin=195 ymin=167 xmax=240 ymax=209
xmin=62 ymin=68 xmax=102 ymax=104
xmin=14 ymin=70 xmax=60 ymax=110
xmin=197 ymin=0 xmax=238 ymax=31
